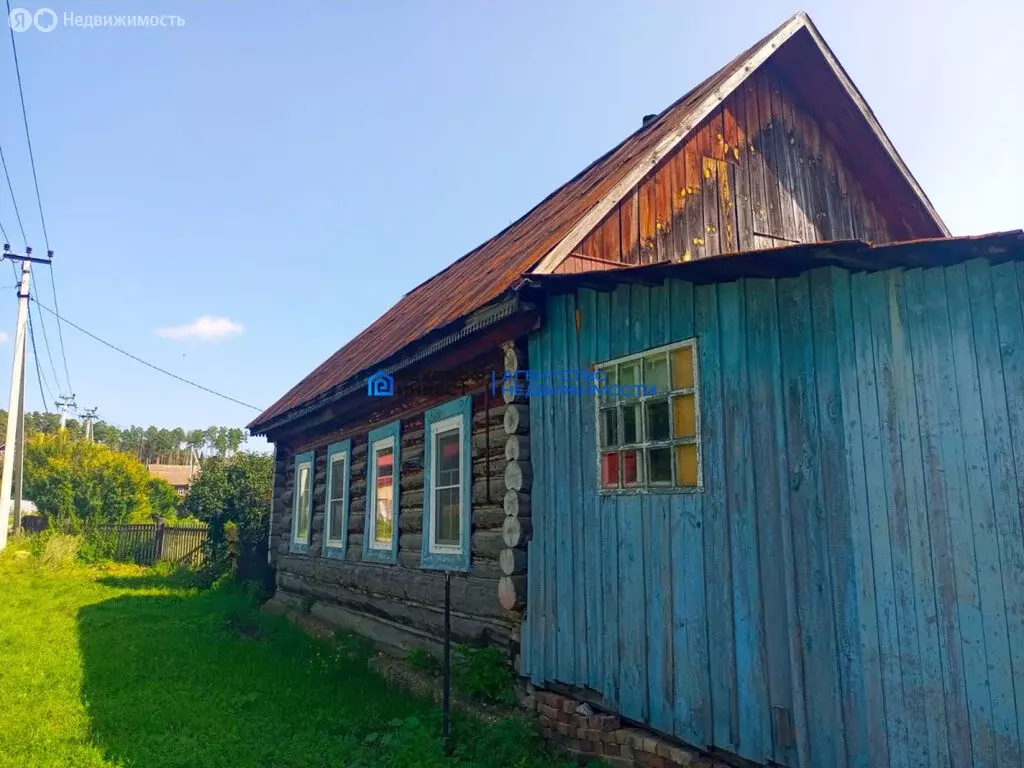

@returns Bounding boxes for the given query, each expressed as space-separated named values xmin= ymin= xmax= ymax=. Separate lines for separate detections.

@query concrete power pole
xmin=82 ymin=407 xmax=98 ymax=441
xmin=0 ymin=257 xmax=32 ymax=551
xmin=55 ymin=393 xmax=76 ymax=431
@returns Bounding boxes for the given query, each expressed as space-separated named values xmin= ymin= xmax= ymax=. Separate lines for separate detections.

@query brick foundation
xmin=527 ymin=688 xmax=729 ymax=768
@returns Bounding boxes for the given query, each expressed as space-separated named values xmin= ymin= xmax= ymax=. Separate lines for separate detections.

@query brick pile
xmin=531 ymin=690 xmax=728 ymax=768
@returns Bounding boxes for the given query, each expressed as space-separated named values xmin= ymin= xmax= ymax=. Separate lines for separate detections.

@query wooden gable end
xmin=556 ymin=61 xmax=894 ymax=275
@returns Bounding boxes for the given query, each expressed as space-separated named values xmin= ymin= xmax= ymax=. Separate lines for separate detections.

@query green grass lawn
xmin=0 ymin=550 xmax=574 ymax=768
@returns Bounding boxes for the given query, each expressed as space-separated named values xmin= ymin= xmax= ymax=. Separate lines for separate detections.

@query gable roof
xmin=148 ymin=464 xmax=198 ymax=488
xmin=250 ymin=12 xmax=947 ymax=435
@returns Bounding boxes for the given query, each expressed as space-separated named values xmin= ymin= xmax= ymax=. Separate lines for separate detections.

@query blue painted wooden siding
xmin=523 ymin=259 xmax=1024 ymax=768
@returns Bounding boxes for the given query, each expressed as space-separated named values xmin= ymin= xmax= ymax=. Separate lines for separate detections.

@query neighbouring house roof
xmin=147 ymin=464 xmax=198 ymax=488
xmin=249 ymin=12 xmax=948 ymax=435
xmin=517 ymin=231 xmax=1024 ymax=293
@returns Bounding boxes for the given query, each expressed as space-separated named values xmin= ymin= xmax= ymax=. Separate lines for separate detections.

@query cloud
xmin=156 ymin=316 xmax=244 ymax=341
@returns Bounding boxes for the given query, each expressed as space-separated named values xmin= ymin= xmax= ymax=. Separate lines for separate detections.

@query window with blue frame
xmin=421 ymin=395 xmax=471 ymax=572
xmin=290 ymin=450 xmax=314 ymax=554
xmin=363 ymin=421 xmax=400 ymax=564
xmin=322 ymin=440 xmax=350 ymax=559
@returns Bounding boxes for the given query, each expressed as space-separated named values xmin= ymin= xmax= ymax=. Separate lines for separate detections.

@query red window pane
xmin=622 ymin=450 xmax=639 ymax=485
xmin=601 ymin=452 xmax=620 ymax=487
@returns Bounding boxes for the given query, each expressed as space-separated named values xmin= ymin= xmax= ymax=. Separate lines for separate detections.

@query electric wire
xmin=5 ymin=0 xmax=72 ymax=396
xmin=26 ymin=310 xmax=51 ymax=411
xmin=31 ymin=297 xmax=263 ymax=412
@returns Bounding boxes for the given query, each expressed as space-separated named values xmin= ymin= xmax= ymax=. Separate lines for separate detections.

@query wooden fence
xmin=96 ymin=521 xmax=208 ymax=566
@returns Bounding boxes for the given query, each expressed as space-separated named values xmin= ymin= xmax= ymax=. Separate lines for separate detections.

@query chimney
xmin=642 ymin=113 xmax=657 ymax=127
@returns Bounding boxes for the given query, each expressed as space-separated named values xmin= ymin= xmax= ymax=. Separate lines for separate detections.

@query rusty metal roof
xmin=249 ymin=13 xmax=946 ymax=434
xmin=517 ymin=231 xmax=1024 ymax=294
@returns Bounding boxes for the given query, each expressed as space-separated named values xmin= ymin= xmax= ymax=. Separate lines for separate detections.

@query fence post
xmin=154 ymin=518 xmax=166 ymax=563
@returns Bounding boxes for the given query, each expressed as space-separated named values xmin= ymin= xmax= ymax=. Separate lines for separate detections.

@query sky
xmin=0 ymin=0 xmax=1019 ymax=452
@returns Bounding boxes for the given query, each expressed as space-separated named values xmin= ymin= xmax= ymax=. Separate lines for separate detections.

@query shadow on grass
xmin=76 ymin=585 xmax=572 ymax=768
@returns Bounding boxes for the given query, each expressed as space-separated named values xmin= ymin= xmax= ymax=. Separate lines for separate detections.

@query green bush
xmin=451 ymin=643 xmax=516 ymax=706
xmin=406 ymin=647 xmax=441 ymax=675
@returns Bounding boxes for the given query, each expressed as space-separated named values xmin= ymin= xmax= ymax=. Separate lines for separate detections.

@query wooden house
xmin=249 ymin=13 xmax=1024 ymax=767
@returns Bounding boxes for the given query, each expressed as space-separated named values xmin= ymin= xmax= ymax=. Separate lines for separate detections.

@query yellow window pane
xmin=676 ymin=443 xmax=698 ymax=486
xmin=673 ymin=394 xmax=697 ymax=438
xmin=671 ymin=346 xmax=694 ymax=390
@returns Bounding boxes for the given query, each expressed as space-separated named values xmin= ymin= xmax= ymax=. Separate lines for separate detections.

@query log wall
xmin=268 ymin=342 xmax=534 ymax=659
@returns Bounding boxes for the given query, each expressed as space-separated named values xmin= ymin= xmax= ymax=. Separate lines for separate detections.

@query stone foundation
xmin=526 ymin=689 xmax=729 ymax=768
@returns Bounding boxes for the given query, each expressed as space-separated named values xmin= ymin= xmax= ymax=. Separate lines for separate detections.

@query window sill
xmin=598 ymin=486 xmax=703 ymax=495
xmin=420 ymin=549 xmax=470 ymax=573
xmin=290 ymin=541 xmax=310 ymax=555
xmin=322 ymin=544 xmax=346 ymax=560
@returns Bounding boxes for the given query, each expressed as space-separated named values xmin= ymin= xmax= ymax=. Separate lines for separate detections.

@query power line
xmin=31 ymin=297 xmax=263 ymax=412
xmin=29 ymin=296 xmax=60 ymax=394
xmin=5 ymin=1 xmax=71 ymax=396
xmin=26 ymin=310 xmax=51 ymax=411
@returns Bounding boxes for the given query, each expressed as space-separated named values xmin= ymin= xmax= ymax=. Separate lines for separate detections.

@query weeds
xmin=406 ymin=646 xmax=442 ymax=675
xmin=40 ymin=534 xmax=81 ymax=568
xmin=452 ymin=644 xmax=517 ymax=706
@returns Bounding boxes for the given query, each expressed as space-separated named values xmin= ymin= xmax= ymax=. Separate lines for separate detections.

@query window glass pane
xmin=330 ymin=456 xmax=346 ymax=501
xmin=296 ymin=465 xmax=310 ymax=539
xmin=675 ymin=443 xmax=698 ymax=486
xmin=328 ymin=499 xmax=345 ymax=542
xmin=622 ymin=403 xmax=640 ymax=444
xmin=644 ymin=354 xmax=670 ymax=394
xmin=648 ymin=446 xmax=672 ymax=483
xmin=601 ymin=452 xmax=620 ymax=488
xmin=601 ymin=367 xmax=617 ymax=403
xmin=673 ymin=394 xmax=697 ymax=438
xmin=618 ymin=361 xmax=640 ymax=398
xmin=436 ymin=428 xmax=460 ymax=487
xmin=435 ymin=486 xmax=460 ymax=546
xmin=374 ymin=446 xmax=394 ymax=543
xmin=645 ymin=398 xmax=670 ymax=441
xmin=671 ymin=346 xmax=695 ymax=390
xmin=622 ymin=450 xmax=640 ymax=486
xmin=600 ymin=408 xmax=618 ymax=447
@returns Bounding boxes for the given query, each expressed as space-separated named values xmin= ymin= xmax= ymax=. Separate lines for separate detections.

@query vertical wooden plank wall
xmin=523 ymin=258 xmax=1024 ymax=768
xmin=556 ymin=62 xmax=891 ymax=276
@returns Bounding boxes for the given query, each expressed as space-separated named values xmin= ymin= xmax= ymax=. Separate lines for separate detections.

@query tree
xmin=147 ymin=477 xmax=181 ymax=519
xmin=181 ymin=451 xmax=273 ymax=568
xmin=24 ymin=432 xmax=153 ymax=526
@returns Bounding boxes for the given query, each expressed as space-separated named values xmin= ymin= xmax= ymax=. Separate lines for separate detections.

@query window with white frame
xmin=291 ymin=451 xmax=314 ymax=552
xmin=323 ymin=440 xmax=350 ymax=555
xmin=369 ymin=438 xmax=395 ymax=549
xmin=429 ymin=415 xmax=463 ymax=552
xmin=596 ymin=339 xmax=701 ymax=491
xmin=421 ymin=395 xmax=471 ymax=572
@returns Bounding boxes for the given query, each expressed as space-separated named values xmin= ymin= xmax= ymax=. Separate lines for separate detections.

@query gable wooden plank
xmin=718 ymin=159 xmax=739 ymax=254
xmin=740 ymin=80 xmax=769 ymax=244
xmin=886 ymin=269 xmax=954 ymax=768
xmin=779 ymin=88 xmax=815 ymax=244
xmin=744 ymin=277 xmax=798 ymax=766
xmin=683 ymin=137 xmax=705 ymax=262
xmin=621 ymin=188 xmax=640 ymax=266
xmin=654 ymin=164 xmax=674 ymax=264
xmin=903 ymin=268 xmax=974 ymax=767
xmin=756 ymin=71 xmax=785 ymax=241
xmin=964 ymin=260 xmax=1024 ymax=765
xmin=668 ymin=149 xmax=690 ymax=263
xmin=728 ymin=91 xmax=755 ymax=252
xmin=640 ymin=177 xmax=658 ymax=265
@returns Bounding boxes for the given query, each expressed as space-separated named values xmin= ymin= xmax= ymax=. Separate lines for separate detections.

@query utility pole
xmin=11 ymin=348 xmax=25 ymax=534
xmin=55 ymin=393 xmax=76 ymax=431
xmin=82 ymin=407 xmax=98 ymax=441
xmin=0 ymin=245 xmax=52 ymax=551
